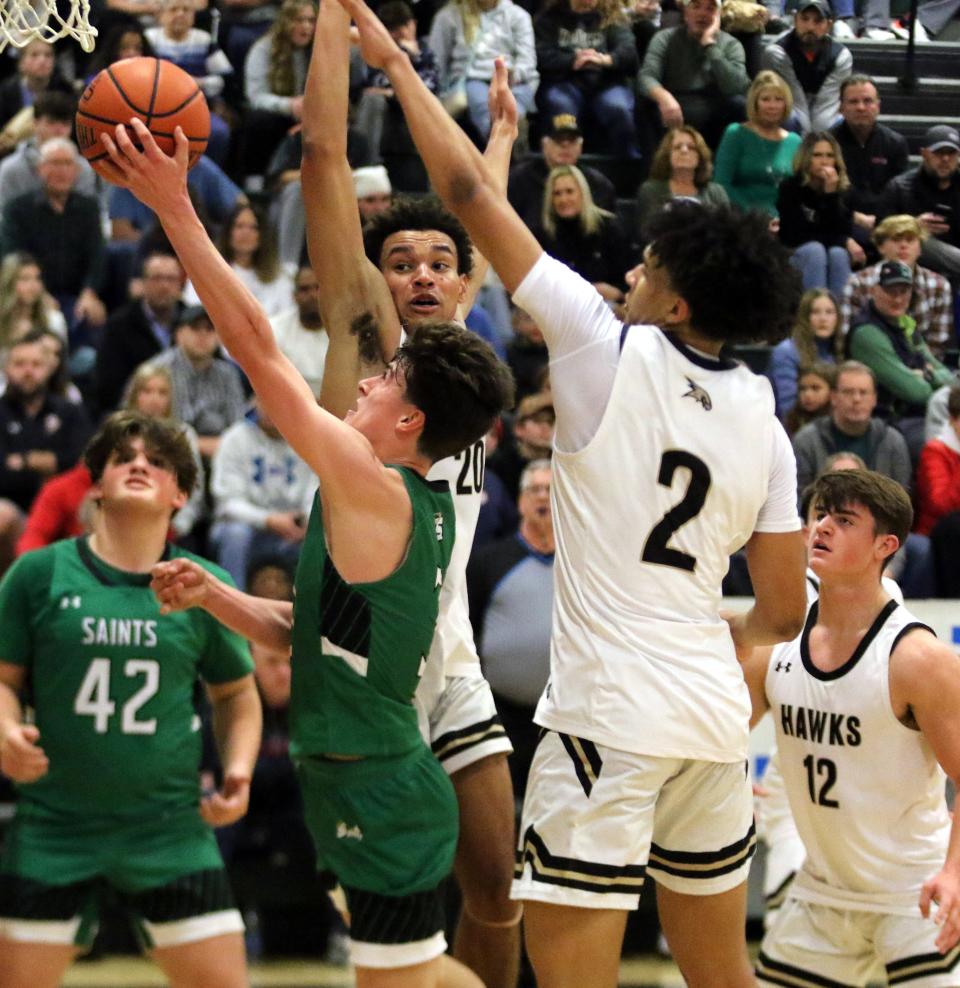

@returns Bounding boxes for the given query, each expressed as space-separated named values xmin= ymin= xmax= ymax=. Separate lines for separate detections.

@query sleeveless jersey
xmin=536 ymin=326 xmax=785 ymax=762
xmin=290 ymin=466 xmax=455 ymax=758
xmin=0 ymin=537 xmax=252 ymax=820
xmin=766 ymin=600 xmax=951 ymax=914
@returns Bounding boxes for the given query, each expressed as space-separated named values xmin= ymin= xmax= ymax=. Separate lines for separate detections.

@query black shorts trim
xmin=647 ymin=820 xmax=757 ymax=880
xmin=124 ymin=868 xmax=235 ymax=923
xmin=431 ymin=715 xmax=509 ymax=764
xmin=343 ymin=884 xmax=445 ymax=946
xmin=558 ymin=732 xmax=603 ymax=798
xmin=764 ymin=871 xmax=797 ymax=911
xmin=0 ymin=872 xmax=92 ymax=921
xmin=514 ymin=824 xmax=646 ymax=895
xmin=756 ymin=950 xmax=857 ymax=988
xmin=887 ymin=943 xmax=960 ymax=984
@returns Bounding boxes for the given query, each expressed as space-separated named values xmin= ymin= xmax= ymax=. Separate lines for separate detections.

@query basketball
xmin=76 ymin=57 xmax=210 ymax=176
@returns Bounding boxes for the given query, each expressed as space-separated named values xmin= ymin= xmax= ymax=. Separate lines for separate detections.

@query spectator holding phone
xmin=879 ymin=124 xmax=960 ymax=289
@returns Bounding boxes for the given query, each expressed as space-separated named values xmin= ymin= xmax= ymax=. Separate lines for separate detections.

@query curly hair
xmin=85 ymin=411 xmax=198 ymax=496
xmin=396 ymin=322 xmax=515 ymax=462
xmin=268 ymin=0 xmax=316 ymax=96
xmin=363 ymin=195 xmax=474 ymax=277
xmin=644 ymin=201 xmax=801 ymax=345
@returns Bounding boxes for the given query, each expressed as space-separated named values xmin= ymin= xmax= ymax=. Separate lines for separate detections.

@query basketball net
xmin=0 ymin=0 xmax=97 ymax=53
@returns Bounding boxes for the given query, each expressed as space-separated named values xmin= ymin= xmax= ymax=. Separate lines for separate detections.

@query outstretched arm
xmin=301 ymin=0 xmax=402 ymax=419
xmin=342 ymin=0 xmax=542 ymax=294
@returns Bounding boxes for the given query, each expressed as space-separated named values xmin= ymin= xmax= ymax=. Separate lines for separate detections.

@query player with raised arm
xmin=0 ymin=412 xmax=260 ymax=988
xmin=741 ymin=469 xmax=960 ymax=986
xmin=98 ymin=117 xmax=514 ymax=988
xmin=299 ymin=5 xmax=523 ymax=986
xmin=339 ymin=6 xmax=808 ymax=986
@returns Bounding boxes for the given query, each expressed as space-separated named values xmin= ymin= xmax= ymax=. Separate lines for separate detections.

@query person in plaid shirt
xmin=841 ymin=214 xmax=954 ymax=356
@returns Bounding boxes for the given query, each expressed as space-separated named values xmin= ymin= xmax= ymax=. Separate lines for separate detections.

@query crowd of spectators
xmin=0 ymin=0 xmax=959 ymax=957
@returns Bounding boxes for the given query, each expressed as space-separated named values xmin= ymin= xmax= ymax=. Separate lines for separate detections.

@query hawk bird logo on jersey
xmin=682 ymin=377 xmax=712 ymax=411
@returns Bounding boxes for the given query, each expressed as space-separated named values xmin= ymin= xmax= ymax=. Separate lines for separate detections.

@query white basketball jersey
xmin=767 ymin=601 xmax=951 ymax=914
xmin=536 ymin=325 xmax=783 ymax=762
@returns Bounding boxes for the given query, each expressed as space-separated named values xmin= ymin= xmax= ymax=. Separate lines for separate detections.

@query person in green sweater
xmin=714 ymin=69 xmax=802 ymax=217
xmin=847 ymin=259 xmax=954 ymax=463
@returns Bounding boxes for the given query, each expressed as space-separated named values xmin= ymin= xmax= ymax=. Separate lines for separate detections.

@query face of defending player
xmin=93 ymin=437 xmax=188 ymax=517
xmin=622 ymin=247 xmax=686 ymax=329
xmin=346 ymin=363 xmax=424 ymax=458
xmin=379 ymin=231 xmax=468 ymax=325
xmin=808 ymin=502 xmax=899 ymax=579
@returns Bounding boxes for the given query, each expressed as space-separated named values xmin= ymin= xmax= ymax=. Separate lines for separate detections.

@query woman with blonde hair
xmin=777 ymin=131 xmax=863 ymax=298
xmin=766 ymin=289 xmax=843 ymax=418
xmin=242 ymin=0 xmax=317 ymax=176
xmin=0 ymin=252 xmax=67 ymax=352
xmin=714 ymin=69 xmax=801 ymax=216
xmin=533 ymin=164 xmax=634 ymax=302
xmin=636 ymin=125 xmax=728 ymax=233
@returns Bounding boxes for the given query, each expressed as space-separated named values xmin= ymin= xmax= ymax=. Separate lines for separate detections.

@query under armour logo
xmin=59 ymin=595 xmax=81 ymax=609
xmin=682 ymin=377 xmax=712 ymax=411
xmin=775 ymin=661 xmax=792 ymax=673
xmin=336 ymin=821 xmax=363 ymax=841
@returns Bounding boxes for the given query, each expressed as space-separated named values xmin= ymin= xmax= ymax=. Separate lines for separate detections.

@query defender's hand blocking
xmin=920 ymin=869 xmax=960 ymax=954
xmin=336 ymin=0 xmax=406 ymax=72
xmin=151 ymin=557 xmax=213 ymax=615
xmin=98 ymin=117 xmax=190 ymax=215
xmin=0 ymin=723 xmax=49 ymax=783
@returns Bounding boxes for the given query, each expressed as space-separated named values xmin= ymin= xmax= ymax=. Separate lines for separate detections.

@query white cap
xmin=353 ymin=165 xmax=392 ymax=199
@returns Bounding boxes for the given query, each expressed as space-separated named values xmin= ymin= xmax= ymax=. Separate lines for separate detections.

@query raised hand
xmin=150 ymin=557 xmax=213 ymax=615
xmin=98 ymin=117 xmax=190 ymax=214
xmin=336 ymin=0 xmax=407 ymax=73
xmin=488 ymin=57 xmax=519 ymax=137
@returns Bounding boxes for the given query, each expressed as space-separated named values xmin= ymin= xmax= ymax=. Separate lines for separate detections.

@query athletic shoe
xmin=832 ymin=18 xmax=857 ymax=38
xmin=864 ymin=26 xmax=897 ymax=38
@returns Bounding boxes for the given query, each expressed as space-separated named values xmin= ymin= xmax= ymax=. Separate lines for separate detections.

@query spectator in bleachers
xmin=153 ymin=305 xmax=247 ymax=459
xmin=760 ymin=0 xmax=852 ymax=134
xmin=36 ymin=329 xmax=82 ymax=406
xmin=242 ymin=0 xmax=317 ymax=180
xmin=841 ymin=214 xmax=954 ymax=357
xmin=0 ymin=93 xmax=98 ymax=218
xmin=428 ymin=0 xmax=538 ymax=141
xmin=638 ymin=0 xmax=749 ymax=150
xmin=777 ymin=130 xmax=862 ymax=298
xmin=534 ymin=0 xmax=640 ymax=158
xmin=830 ymin=75 xmax=909 ymax=239
xmin=628 ymin=0 xmax=661 ymax=62
xmin=0 ymin=137 xmax=106 ymax=340
xmin=847 ymin=259 xmax=953 ymax=459
xmin=146 ymin=0 xmax=234 ymax=166
xmin=792 ymin=359 xmax=911 ymax=494
xmin=85 ymin=21 xmax=155 ymax=82
xmin=636 ymin=125 xmax=728 ymax=235
xmin=92 ymin=253 xmax=185 ymax=418
xmin=767 ymin=287 xmax=842 ymax=418
xmin=185 ymin=203 xmax=294 ymax=317
xmin=506 ymin=304 xmax=548 ymax=404
xmin=0 ymin=40 xmax=72 ymax=140
xmin=0 ymin=252 xmax=67 ymax=351
xmin=209 ymin=394 xmax=315 ymax=589
xmin=488 ymin=390 xmax=554 ymax=499
xmin=467 ymin=458 xmax=553 ymax=801
xmin=507 ymin=112 xmax=616 ymax=230
xmin=784 ymin=362 xmax=836 ymax=436
xmin=713 ymin=69 xmax=801 ymax=218
xmin=531 ymin=164 xmax=634 ymax=304
xmin=878 ymin=124 xmax=960 ymax=290
xmin=15 ymin=458 xmax=93 ymax=556
xmin=915 ymin=383 xmax=960 ymax=596
xmin=268 ymin=265 xmax=328 ymax=399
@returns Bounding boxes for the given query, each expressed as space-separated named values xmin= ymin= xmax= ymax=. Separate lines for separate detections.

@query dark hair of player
xmin=810 ymin=469 xmax=912 ymax=553
xmin=396 ymin=322 xmax=514 ymax=462
xmin=364 ymin=195 xmax=474 ymax=277
xmin=644 ymin=201 xmax=802 ymax=346
xmin=85 ymin=411 xmax=198 ymax=496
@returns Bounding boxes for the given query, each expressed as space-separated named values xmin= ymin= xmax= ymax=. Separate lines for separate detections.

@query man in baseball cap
xmin=544 ymin=114 xmax=582 ymax=140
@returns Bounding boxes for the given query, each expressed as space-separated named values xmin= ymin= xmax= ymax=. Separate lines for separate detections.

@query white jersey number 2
xmin=641 ymin=450 xmax=712 ymax=572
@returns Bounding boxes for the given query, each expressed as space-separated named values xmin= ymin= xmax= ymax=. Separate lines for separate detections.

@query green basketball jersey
xmin=290 ymin=466 xmax=454 ymax=759
xmin=0 ymin=537 xmax=253 ymax=820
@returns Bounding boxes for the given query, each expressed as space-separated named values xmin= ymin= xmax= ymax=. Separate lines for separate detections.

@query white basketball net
xmin=0 ymin=0 xmax=97 ymax=53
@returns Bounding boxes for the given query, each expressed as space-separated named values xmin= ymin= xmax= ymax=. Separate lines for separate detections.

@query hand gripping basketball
xmin=99 ymin=117 xmax=190 ymax=214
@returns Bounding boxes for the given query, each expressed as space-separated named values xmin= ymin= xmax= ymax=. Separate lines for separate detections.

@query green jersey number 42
xmin=73 ymin=658 xmax=160 ymax=735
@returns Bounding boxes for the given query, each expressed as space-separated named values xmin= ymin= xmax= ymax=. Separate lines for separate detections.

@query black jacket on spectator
xmin=508 ymin=157 xmax=616 ymax=231
xmin=93 ymin=299 xmax=183 ymax=418
xmin=531 ymin=214 xmax=635 ymax=291
xmin=0 ymin=391 xmax=90 ymax=511
xmin=534 ymin=7 xmax=638 ymax=93
xmin=830 ymin=120 xmax=909 ymax=217
xmin=775 ymin=31 xmax=844 ymax=100
xmin=0 ymin=189 xmax=105 ymax=297
xmin=777 ymin=174 xmax=854 ymax=249
xmin=879 ymin=166 xmax=960 ymax=248
xmin=0 ymin=73 xmax=73 ymax=128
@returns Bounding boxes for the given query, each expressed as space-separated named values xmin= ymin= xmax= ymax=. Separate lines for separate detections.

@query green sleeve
xmin=917 ymin=342 xmax=954 ymax=390
xmin=848 ymin=323 xmax=935 ymax=405
xmin=0 ymin=551 xmax=52 ymax=666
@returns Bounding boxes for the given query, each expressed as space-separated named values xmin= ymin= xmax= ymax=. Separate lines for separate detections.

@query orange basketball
xmin=76 ymin=57 xmax=209 ymax=178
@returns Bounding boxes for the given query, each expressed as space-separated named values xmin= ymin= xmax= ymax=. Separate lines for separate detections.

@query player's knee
xmin=459 ymin=870 xmax=517 ymax=922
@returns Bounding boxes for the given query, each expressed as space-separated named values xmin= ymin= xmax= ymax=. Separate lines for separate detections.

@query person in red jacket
xmin=915 ymin=383 xmax=960 ymax=596
xmin=15 ymin=461 xmax=92 ymax=555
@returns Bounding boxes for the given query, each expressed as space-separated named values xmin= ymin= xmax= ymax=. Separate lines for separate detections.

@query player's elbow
xmin=771 ymin=601 xmax=806 ymax=642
